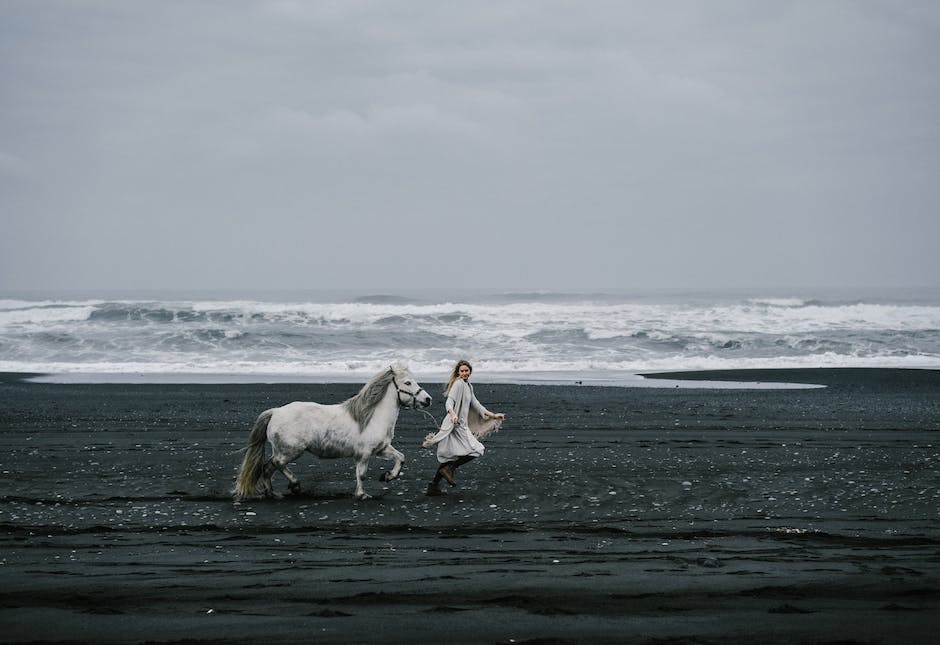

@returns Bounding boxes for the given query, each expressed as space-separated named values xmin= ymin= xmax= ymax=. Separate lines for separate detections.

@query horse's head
xmin=389 ymin=363 xmax=432 ymax=409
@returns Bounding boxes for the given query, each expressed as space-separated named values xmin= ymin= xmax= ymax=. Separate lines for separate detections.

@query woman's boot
xmin=438 ymin=464 xmax=456 ymax=486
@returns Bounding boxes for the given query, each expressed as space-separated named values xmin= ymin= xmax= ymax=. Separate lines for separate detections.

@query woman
xmin=422 ymin=360 xmax=505 ymax=496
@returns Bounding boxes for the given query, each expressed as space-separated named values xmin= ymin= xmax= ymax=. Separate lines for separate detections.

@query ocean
xmin=1 ymin=287 xmax=939 ymax=383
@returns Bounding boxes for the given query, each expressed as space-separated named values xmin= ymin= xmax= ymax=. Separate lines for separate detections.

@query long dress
xmin=423 ymin=379 xmax=500 ymax=463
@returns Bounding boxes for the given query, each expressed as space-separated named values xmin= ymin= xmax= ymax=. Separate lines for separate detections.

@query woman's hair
xmin=444 ymin=359 xmax=472 ymax=395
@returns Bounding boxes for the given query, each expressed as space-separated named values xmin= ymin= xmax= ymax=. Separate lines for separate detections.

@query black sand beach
xmin=1 ymin=369 xmax=938 ymax=644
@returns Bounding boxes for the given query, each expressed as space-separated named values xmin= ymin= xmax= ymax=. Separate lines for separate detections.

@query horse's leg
xmin=354 ymin=458 xmax=371 ymax=500
xmin=377 ymin=445 xmax=405 ymax=482
xmin=265 ymin=445 xmax=304 ymax=498
xmin=261 ymin=458 xmax=279 ymax=498
xmin=279 ymin=463 xmax=302 ymax=495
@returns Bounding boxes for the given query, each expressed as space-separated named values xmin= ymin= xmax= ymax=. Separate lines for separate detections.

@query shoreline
xmin=11 ymin=366 xmax=940 ymax=390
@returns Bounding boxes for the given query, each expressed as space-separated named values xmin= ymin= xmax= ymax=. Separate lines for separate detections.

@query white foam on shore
xmin=24 ymin=370 xmax=826 ymax=389
xmin=3 ymin=292 xmax=939 ymax=382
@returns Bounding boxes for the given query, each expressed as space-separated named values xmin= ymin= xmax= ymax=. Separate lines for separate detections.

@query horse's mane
xmin=343 ymin=367 xmax=397 ymax=431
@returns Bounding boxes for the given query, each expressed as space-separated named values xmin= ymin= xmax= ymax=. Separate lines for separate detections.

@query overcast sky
xmin=1 ymin=1 xmax=938 ymax=294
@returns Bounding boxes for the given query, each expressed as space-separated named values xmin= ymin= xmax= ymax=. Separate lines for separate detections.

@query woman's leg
xmin=427 ymin=457 xmax=453 ymax=494
xmin=437 ymin=462 xmax=456 ymax=486
xmin=429 ymin=455 xmax=477 ymax=494
xmin=426 ymin=467 xmax=444 ymax=495
xmin=440 ymin=455 xmax=475 ymax=486
xmin=450 ymin=455 xmax=476 ymax=470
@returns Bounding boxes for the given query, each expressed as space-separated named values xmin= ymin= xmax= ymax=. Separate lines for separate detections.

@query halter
xmin=390 ymin=369 xmax=427 ymax=409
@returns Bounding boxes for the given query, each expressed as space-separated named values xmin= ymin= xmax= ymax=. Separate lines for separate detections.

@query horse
xmin=234 ymin=363 xmax=432 ymax=500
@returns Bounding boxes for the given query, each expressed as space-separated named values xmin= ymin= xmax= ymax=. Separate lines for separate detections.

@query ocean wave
xmin=2 ymin=291 xmax=939 ymax=379
xmin=0 ymin=303 xmax=100 ymax=325
xmin=747 ymin=297 xmax=807 ymax=307
xmin=7 ymin=298 xmax=936 ymax=333
xmin=4 ymin=353 xmax=940 ymax=382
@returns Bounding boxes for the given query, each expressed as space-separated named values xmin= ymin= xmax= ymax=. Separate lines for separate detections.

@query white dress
xmin=424 ymin=379 xmax=499 ymax=463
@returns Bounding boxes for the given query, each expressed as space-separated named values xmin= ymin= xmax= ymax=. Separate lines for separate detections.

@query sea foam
xmin=2 ymin=289 xmax=939 ymax=381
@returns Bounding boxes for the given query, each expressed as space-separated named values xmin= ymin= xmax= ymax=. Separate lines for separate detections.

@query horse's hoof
xmin=289 ymin=482 xmax=302 ymax=494
xmin=379 ymin=471 xmax=397 ymax=482
xmin=355 ymin=492 xmax=372 ymax=500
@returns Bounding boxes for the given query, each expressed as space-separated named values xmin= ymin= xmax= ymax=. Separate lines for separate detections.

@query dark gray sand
xmin=1 ymin=369 xmax=938 ymax=644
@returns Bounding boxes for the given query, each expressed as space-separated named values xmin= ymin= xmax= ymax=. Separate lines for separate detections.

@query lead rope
xmin=417 ymin=408 xmax=448 ymax=447
xmin=418 ymin=408 xmax=440 ymax=427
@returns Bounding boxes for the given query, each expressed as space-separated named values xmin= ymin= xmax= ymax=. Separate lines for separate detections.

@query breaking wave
xmin=1 ymin=289 xmax=939 ymax=380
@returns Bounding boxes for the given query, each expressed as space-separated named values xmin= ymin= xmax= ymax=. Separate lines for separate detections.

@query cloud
xmin=266 ymin=100 xmax=488 ymax=145
xmin=1 ymin=1 xmax=938 ymax=291
xmin=0 ymin=151 xmax=30 ymax=179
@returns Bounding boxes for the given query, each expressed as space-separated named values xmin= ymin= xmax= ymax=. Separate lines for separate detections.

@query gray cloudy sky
xmin=2 ymin=1 xmax=938 ymax=293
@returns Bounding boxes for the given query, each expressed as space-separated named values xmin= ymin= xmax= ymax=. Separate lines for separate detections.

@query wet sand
xmin=1 ymin=369 xmax=939 ymax=644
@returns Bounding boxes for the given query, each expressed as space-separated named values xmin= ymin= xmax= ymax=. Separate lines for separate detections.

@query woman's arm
xmin=447 ymin=380 xmax=467 ymax=424
xmin=445 ymin=392 xmax=459 ymax=423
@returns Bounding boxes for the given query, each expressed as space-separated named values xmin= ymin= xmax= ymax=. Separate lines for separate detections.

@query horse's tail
xmin=234 ymin=409 xmax=274 ymax=501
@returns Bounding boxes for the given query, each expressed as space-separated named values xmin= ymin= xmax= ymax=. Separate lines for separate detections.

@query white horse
xmin=234 ymin=363 xmax=431 ymax=500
